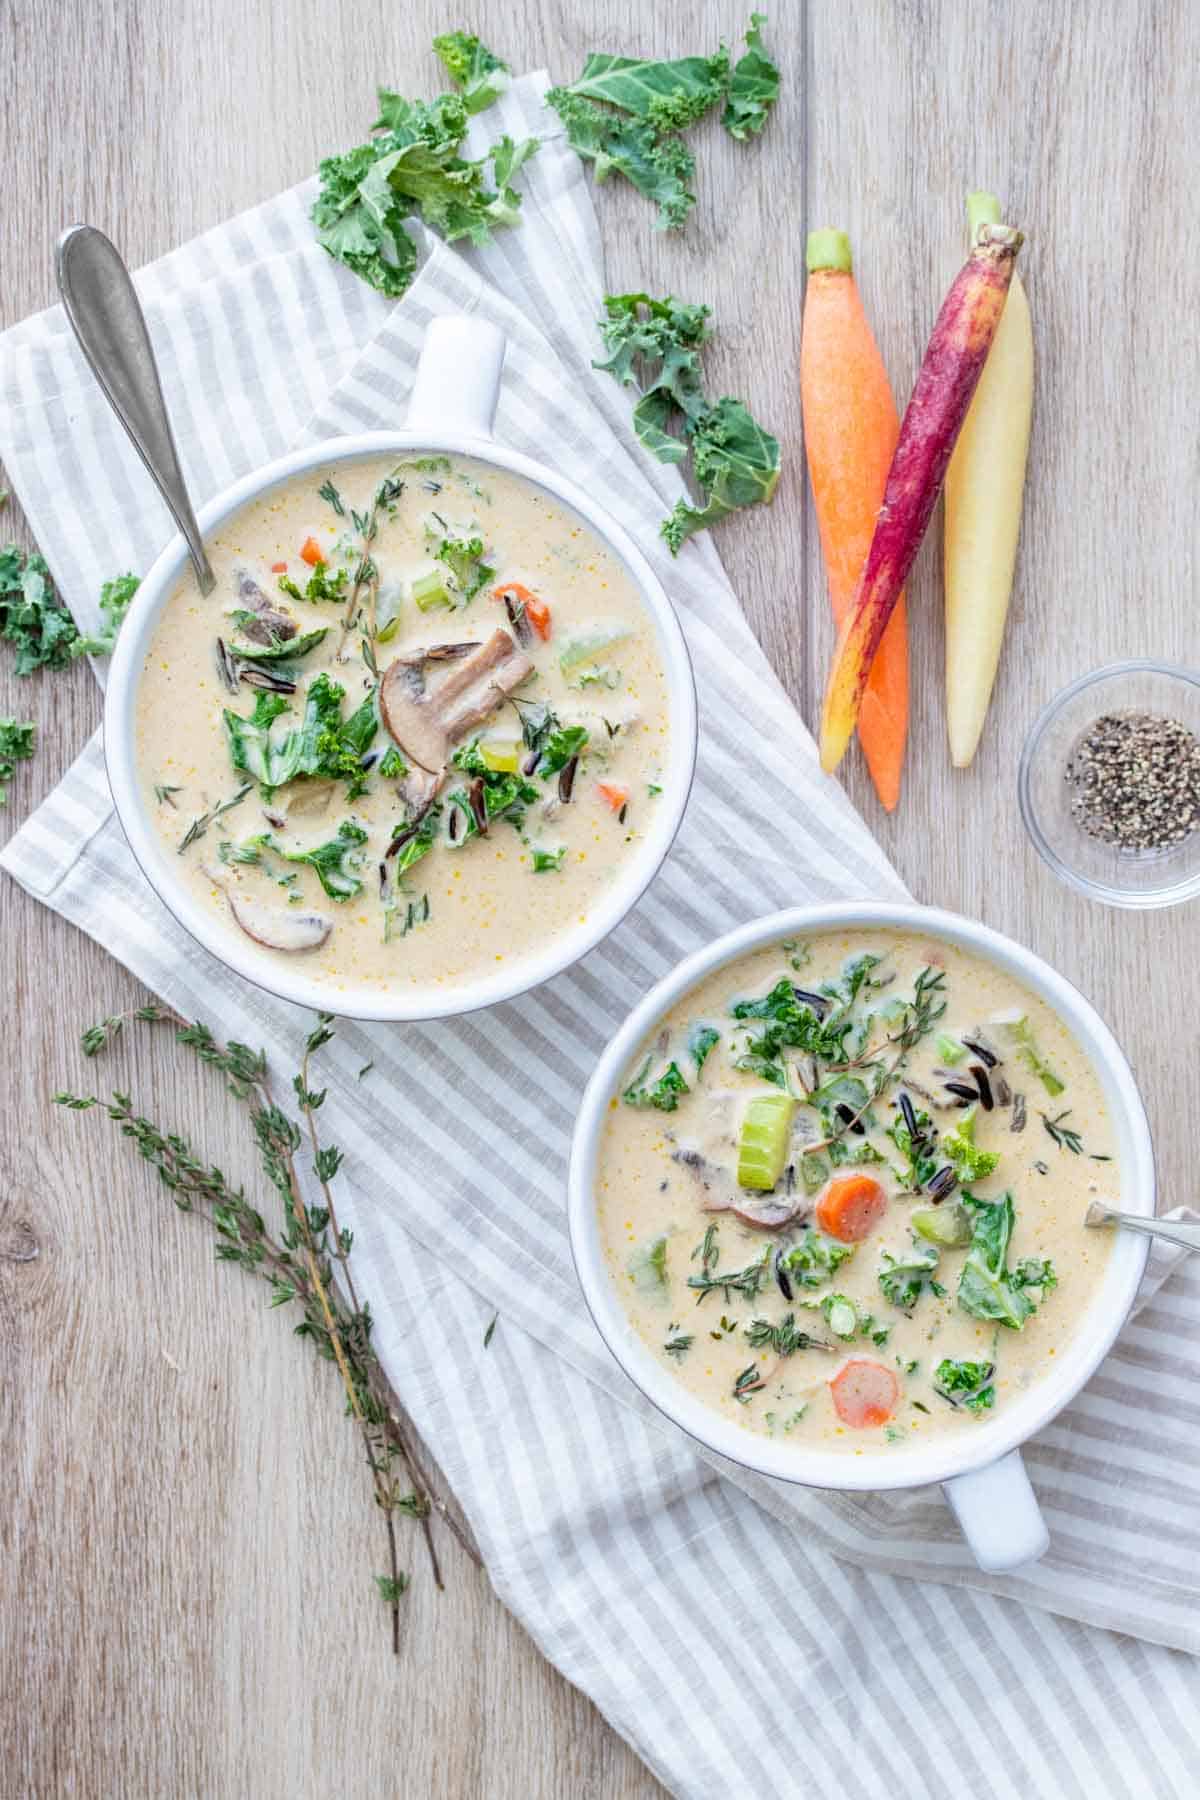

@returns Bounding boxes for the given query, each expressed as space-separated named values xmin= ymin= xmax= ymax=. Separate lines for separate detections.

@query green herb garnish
xmin=957 ymin=1192 xmax=1057 ymax=1330
xmin=0 ymin=717 xmax=36 ymax=806
xmin=933 ymin=1359 xmax=996 ymax=1414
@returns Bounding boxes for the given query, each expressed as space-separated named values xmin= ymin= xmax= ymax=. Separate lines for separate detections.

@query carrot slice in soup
xmin=597 ymin=782 xmax=630 ymax=813
xmin=816 ymin=1174 xmax=887 ymax=1242
xmin=830 ymin=1359 xmax=900 ymax=1428
xmin=300 ymin=535 xmax=324 ymax=566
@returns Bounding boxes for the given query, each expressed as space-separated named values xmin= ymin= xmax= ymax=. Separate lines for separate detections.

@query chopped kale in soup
xmin=135 ymin=454 xmax=670 ymax=993
xmin=597 ymin=930 xmax=1117 ymax=1450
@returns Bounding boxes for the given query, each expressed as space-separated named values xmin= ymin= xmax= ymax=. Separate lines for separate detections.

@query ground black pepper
xmin=1064 ymin=711 xmax=1200 ymax=851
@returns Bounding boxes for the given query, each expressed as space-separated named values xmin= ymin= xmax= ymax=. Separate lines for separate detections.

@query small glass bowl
xmin=1019 ymin=660 xmax=1200 ymax=909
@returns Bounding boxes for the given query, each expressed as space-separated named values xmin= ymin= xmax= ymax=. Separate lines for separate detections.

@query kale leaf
xmin=312 ymin=44 xmax=537 ymax=299
xmin=622 ymin=1055 xmax=690 ymax=1112
xmin=0 ymin=717 xmax=36 ymax=806
xmin=779 ymin=1231 xmax=855 ymax=1289
xmin=595 ymin=294 xmax=711 ymax=463
xmin=546 ymin=90 xmax=696 ymax=231
xmin=722 ymin=13 xmax=780 ymax=140
xmin=276 ymin=819 xmax=370 ymax=901
xmin=224 ymin=674 xmax=377 ymax=797
xmin=434 ymin=535 xmax=495 ymax=605
xmin=933 ymin=1358 xmax=996 ymax=1414
xmin=957 ymin=1192 xmax=1057 ymax=1330
xmin=661 ymin=398 xmax=781 ymax=553
xmin=69 ymin=572 xmax=140 ymax=659
xmin=0 ymin=545 xmax=79 ymax=673
xmin=941 ymin=1106 xmax=1000 ymax=1184
xmin=878 ymin=1237 xmax=944 ymax=1311
xmin=432 ymin=30 xmax=510 ymax=113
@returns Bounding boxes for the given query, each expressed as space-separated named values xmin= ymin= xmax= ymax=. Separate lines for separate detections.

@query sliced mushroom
xmin=202 ymin=864 xmax=331 ymax=952
xmin=236 ymin=571 xmax=298 ymax=645
xmin=671 ymin=1145 xmax=812 ymax=1232
xmin=396 ymin=766 xmax=441 ymax=820
xmin=392 ymin=641 xmax=482 ymax=666
xmin=227 ymin=890 xmax=332 ymax=952
xmin=379 ymin=629 xmax=534 ymax=778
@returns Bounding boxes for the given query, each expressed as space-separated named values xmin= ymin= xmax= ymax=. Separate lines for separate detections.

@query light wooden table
xmin=3 ymin=1 xmax=1196 ymax=1792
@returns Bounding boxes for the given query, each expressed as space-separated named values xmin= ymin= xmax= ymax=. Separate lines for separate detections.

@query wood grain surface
xmin=2 ymin=1 xmax=1196 ymax=1793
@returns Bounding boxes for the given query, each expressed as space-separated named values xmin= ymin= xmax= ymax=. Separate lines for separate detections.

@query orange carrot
xmin=815 ymin=1173 xmax=887 ymax=1243
xmin=270 ymin=560 xmax=288 ymax=574
xmin=801 ymin=229 xmax=907 ymax=811
xmin=493 ymin=581 xmax=552 ymax=641
xmin=597 ymin=781 xmax=630 ymax=813
xmin=300 ymin=535 xmax=324 ymax=566
xmin=830 ymin=1359 xmax=900 ymax=1428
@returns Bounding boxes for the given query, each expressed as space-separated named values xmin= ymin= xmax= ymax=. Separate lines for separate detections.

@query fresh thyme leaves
xmin=357 ymin=1061 xmax=375 ymax=1080
xmin=58 ymin=1004 xmax=479 ymax=1651
xmin=178 ymin=782 xmax=253 ymax=853
xmin=664 ymin=1329 xmax=693 ymax=1360
xmin=483 ymin=1313 xmax=499 ymax=1349
xmin=743 ymin=1312 xmax=830 ymax=1356
xmin=318 ymin=478 xmax=345 ymax=516
xmin=595 ymin=294 xmax=780 ymax=551
xmin=0 ymin=717 xmax=36 ymax=806
xmin=312 ymin=40 xmax=537 ymax=300
xmin=686 ymin=1241 xmax=771 ymax=1304
xmin=1040 ymin=1109 xmax=1084 ymax=1155
xmin=154 ymin=783 xmax=181 ymax=807
xmin=732 ymin=1363 xmax=767 ymax=1403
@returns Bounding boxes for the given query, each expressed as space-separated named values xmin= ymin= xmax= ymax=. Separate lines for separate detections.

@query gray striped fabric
xmin=2 ymin=75 xmax=1197 ymax=1798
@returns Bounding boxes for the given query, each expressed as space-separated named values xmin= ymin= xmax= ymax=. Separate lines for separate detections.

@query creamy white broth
xmin=135 ymin=453 xmax=670 ymax=995
xmin=596 ymin=930 xmax=1117 ymax=1453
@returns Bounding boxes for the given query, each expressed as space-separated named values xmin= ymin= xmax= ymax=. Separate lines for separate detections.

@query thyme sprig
xmin=57 ymin=1002 xmax=479 ymax=1651
xmin=337 ymin=467 xmax=407 ymax=655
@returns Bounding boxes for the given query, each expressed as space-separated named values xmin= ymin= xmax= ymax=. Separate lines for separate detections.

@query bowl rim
xmin=103 ymin=429 xmax=699 ymax=1023
xmin=1018 ymin=657 xmax=1200 ymax=911
xmin=567 ymin=901 xmax=1155 ymax=1493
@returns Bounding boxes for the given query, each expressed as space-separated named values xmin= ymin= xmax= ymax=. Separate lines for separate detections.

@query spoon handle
xmin=56 ymin=225 xmax=215 ymax=595
xmin=1088 ymin=1207 xmax=1200 ymax=1253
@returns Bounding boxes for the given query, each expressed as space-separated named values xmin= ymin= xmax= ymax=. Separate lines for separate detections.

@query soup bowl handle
xmin=942 ymin=1449 xmax=1050 ymax=1572
xmin=407 ymin=315 xmax=506 ymax=441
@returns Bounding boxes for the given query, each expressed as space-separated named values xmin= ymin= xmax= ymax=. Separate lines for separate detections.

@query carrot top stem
xmin=966 ymin=190 xmax=1002 ymax=239
xmin=806 ymin=227 xmax=853 ymax=273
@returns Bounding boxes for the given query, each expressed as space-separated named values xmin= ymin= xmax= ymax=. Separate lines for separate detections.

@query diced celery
xmin=558 ymin=621 xmax=631 ymax=673
xmin=628 ymin=1235 xmax=669 ymax=1293
xmin=912 ymin=1203 xmax=972 ymax=1247
xmin=412 ymin=565 xmax=453 ymax=612
xmin=736 ymin=1094 xmax=797 ymax=1191
xmin=479 ymin=736 xmax=521 ymax=774
xmin=823 ymin=1295 xmax=858 ymax=1339
xmin=376 ymin=580 xmax=404 ymax=642
xmin=936 ymin=1032 xmax=966 ymax=1065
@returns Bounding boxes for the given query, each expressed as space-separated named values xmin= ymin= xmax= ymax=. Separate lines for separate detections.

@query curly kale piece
xmin=722 ymin=14 xmax=780 ymax=140
xmin=276 ymin=819 xmax=370 ymax=902
xmin=661 ymin=398 xmax=781 ymax=553
xmin=0 ymin=545 xmax=79 ymax=673
xmin=933 ymin=1358 xmax=996 ymax=1414
xmin=432 ymin=30 xmax=510 ymax=113
xmin=878 ymin=1237 xmax=944 ymax=1312
xmin=957 ymin=1192 xmax=1057 ymax=1329
xmin=69 ymin=572 xmax=139 ymax=659
xmin=0 ymin=717 xmax=36 ymax=806
xmin=312 ymin=52 xmax=536 ymax=298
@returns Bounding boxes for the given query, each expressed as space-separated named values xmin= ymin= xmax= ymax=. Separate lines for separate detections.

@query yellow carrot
xmin=944 ymin=191 xmax=1034 ymax=768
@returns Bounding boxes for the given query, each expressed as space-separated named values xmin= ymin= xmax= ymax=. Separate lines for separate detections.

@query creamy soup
xmin=597 ymin=930 xmax=1117 ymax=1452
xmin=135 ymin=454 xmax=671 ymax=995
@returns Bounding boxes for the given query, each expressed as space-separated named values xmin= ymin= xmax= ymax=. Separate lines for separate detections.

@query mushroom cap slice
xmin=203 ymin=864 xmax=332 ymax=952
xmin=226 ymin=889 xmax=333 ymax=953
xmin=379 ymin=628 xmax=534 ymax=777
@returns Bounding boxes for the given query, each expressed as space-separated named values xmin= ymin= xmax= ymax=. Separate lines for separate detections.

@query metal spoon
xmin=1085 ymin=1201 xmax=1200 ymax=1253
xmin=56 ymin=223 xmax=214 ymax=594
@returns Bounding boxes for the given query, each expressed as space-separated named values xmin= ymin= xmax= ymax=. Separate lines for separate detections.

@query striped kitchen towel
xmin=2 ymin=74 xmax=1198 ymax=1800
